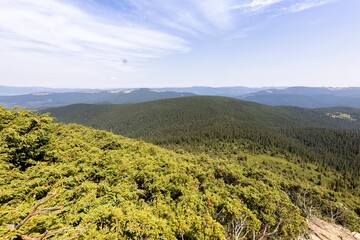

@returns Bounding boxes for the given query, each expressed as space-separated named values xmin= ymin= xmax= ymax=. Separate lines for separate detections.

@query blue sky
xmin=0 ymin=0 xmax=359 ymax=88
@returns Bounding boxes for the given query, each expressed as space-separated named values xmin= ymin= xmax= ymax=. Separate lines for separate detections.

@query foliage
xmin=0 ymin=108 xmax=54 ymax=170
xmin=0 ymin=106 xmax=308 ymax=239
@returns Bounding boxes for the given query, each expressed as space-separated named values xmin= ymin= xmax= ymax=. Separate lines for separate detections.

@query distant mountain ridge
xmin=0 ymin=85 xmax=94 ymax=96
xmin=159 ymin=86 xmax=273 ymax=97
xmin=0 ymin=88 xmax=194 ymax=109
xmin=245 ymin=87 xmax=360 ymax=97
xmin=0 ymin=85 xmax=271 ymax=97
xmin=2 ymin=85 xmax=360 ymax=109
xmin=240 ymin=87 xmax=360 ymax=109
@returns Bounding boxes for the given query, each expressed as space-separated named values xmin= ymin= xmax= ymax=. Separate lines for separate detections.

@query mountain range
xmin=1 ymin=85 xmax=360 ymax=109
xmin=239 ymin=87 xmax=360 ymax=109
xmin=0 ymin=85 xmax=93 ymax=96
xmin=0 ymin=88 xmax=194 ymax=109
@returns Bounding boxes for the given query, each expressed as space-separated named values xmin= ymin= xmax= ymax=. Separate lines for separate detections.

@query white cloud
xmin=0 ymin=0 xmax=338 ymax=88
xmin=0 ymin=0 xmax=190 ymax=70
xmin=0 ymin=0 xmax=334 ymax=66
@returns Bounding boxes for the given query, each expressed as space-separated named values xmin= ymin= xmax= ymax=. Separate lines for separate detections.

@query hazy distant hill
xmin=0 ymin=88 xmax=194 ymax=109
xmin=240 ymin=87 xmax=360 ymax=109
xmin=159 ymin=86 xmax=271 ymax=97
xmin=0 ymin=85 xmax=270 ymax=97
xmin=0 ymin=85 xmax=93 ymax=96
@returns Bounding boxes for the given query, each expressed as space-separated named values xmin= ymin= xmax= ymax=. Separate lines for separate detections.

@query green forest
xmin=46 ymin=96 xmax=360 ymax=190
xmin=1 ymin=100 xmax=360 ymax=239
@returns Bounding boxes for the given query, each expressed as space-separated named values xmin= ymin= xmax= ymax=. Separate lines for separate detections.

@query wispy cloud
xmin=193 ymin=0 xmax=235 ymax=30
xmin=0 ymin=0 xmax=335 ymax=64
xmin=229 ymin=0 xmax=334 ymax=14
xmin=0 ymin=0 xmax=337 ymax=87
xmin=229 ymin=0 xmax=285 ymax=11
xmin=0 ymin=0 xmax=190 ymax=70
xmin=123 ymin=0 xmax=236 ymax=35
xmin=285 ymin=0 xmax=334 ymax=13
xmin=227 ymin=27 xmax=260 ymax=40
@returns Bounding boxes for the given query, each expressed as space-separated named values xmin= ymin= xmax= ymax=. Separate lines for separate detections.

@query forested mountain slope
xmin=45 ymin=96 xmax=360 ymax=130
xmin=45 ymin=96 xmax=360 ymax=183
xmin=1 ymin=107 xmax=360 ymax=239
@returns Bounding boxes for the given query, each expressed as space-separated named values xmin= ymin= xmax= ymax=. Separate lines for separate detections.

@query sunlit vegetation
xmin=0 ymin=106 xmax=306 ymax=239
xmin=2 ymin=98 xmax=360 ymax=239
xmin=326 ymin=112 xmax=357 ymax=121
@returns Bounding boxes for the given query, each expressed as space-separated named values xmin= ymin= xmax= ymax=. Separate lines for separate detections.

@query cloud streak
xmin=0 ymin=0 xmax=190 ymax=70
xmin=122 ymin=0 xmax=237 ymax=35
xmin=285 ymin=0 xmax=334 ymax=13
xmin=230 ymin=0 xmax=285 ymax=11
xmin=0 ymin=0 xmax=337 ymax=87
xmin=229 ymin=0 xmax=334 ymax=13
xmin=0 ymin=0 xmax=335 ymax=65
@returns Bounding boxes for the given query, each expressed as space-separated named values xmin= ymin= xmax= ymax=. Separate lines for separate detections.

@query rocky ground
xmin=307 ymin=217 xmax=360 ymax=240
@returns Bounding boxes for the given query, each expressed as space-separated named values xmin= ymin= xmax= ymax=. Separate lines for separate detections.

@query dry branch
xmin=15 ymin=191 xmax=60 ymax=230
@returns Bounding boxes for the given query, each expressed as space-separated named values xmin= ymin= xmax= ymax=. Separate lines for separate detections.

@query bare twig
xmin=15 ymin=191 xmax=60 ymax=230
xmin=38 ymin=228 xmax=85 ymax=239
xmin=21 ymin=228 xmax=85 ymax=240
xmin=329 ymin=205 xmax=344 ymax=223
xmin=255 ymin=219 xmax=282 ymax=240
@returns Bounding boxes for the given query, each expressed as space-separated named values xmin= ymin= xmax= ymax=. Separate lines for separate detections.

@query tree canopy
xmin=1 ymin=106 xmax=359 ymax=239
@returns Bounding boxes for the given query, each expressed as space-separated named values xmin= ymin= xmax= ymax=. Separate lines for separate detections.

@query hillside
xmin=1 ymin=106 xmax=360 ymax=239
xmin=0 ymin=88 xmax=194 ymax=109
xmin=45 ymin=96 xmax=360 ymax=130
xmin=0 ymin=106 xmax=305 ymax=239
xmin=45 ymin=96 xmax=360 ymax=181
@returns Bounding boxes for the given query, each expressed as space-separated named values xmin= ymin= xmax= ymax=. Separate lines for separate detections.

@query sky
xmin=0 ymin=0 xmax=359 ymax=88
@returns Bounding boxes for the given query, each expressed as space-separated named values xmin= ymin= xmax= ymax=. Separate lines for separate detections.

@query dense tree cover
xmin=1 ymin=106 xmax=359 ymax=240
xmin=2 ymin=97 xmax=359 ymax=239
xmin=44 ymin=96 xmax=360 ymax=192
xmin=282 ymin=128 xmax=360 ymax=179
xmin=0 ymin=107 xmax=312 ymax=239
xmin=44 ymin=96 xmax=360 ymax=130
